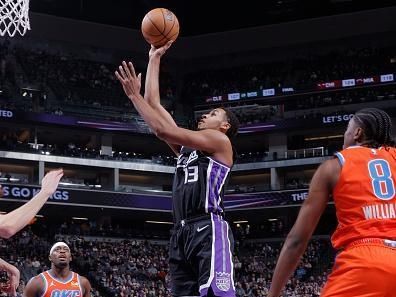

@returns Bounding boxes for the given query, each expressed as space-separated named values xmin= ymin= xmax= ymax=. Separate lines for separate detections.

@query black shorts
xmin=169 ymin=213 xmax=236 ymax=297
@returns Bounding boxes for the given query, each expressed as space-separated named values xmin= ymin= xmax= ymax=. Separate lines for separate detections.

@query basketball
xmin=141 ymin=8 xmax=180 ymax=48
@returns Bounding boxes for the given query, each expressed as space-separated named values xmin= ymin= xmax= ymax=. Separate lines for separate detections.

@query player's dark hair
xmin=222 ymin=108 xmax=240 ymax=139
xmin=353 ymin=108 xmax=395 ymax=148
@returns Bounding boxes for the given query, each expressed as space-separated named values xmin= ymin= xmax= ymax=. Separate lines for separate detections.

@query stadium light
xmin=145 ymin=220 xmax=173 ymax=225
xmin=72 ymin=217 xmax=89 ymax=221
xmin=233 ymin=220 xmax=248 ymax=224
xmin=305 ymin=134 xmax=343 ymax=141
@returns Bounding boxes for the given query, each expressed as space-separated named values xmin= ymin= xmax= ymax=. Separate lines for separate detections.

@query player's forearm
xmin=268 ymin=236 xmax=307 ymax=297
xmin=0 ymin=258 xmax=16 ymax=272
xmin=0 ymin=190 xmax=50 ymax=238
xmin=145 ymin=57 xmax=178 ymax=128
xmin=129 ymin=93 xmax=170 ymax=137
xmin=145 ymin=56 xmax=161 ymax=106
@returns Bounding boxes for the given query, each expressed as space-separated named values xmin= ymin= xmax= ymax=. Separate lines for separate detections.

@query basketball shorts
xmin=169 ymin=213 xmax=236 ymax=297
xmin=321 ymin=238 xmax=396 ymax=297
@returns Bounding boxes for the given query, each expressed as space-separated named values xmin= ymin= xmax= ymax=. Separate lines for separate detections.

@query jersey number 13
xmin=184 ymin=166 xmax=198 ymax=184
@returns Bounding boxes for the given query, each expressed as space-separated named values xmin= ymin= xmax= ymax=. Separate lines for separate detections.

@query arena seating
xmin=0 ymin=224 xmax=335 ymax=297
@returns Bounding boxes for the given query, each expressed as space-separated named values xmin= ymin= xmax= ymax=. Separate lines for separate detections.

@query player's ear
xmin=354 ymin=126 xmax=364 ymax=142
xmin=220 ymin=121 xmax=231 ymax=133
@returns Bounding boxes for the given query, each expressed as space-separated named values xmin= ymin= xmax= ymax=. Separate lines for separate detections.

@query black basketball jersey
xmin=172 ymin=147 xmax=231 ymax=223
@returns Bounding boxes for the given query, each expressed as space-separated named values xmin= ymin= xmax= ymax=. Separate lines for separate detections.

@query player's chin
xmin=57 ymin=259 xmax=68 ymax=265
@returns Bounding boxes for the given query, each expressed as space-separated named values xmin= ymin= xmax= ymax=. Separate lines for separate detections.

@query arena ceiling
xmin=31 ymin=0 xmax=395 ymax=36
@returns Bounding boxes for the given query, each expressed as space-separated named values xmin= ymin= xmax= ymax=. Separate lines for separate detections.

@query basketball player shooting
xmin=115 ymin=42 xmax=239 ymax=297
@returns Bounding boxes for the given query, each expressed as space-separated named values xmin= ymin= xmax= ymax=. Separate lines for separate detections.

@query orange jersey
xmin=332 ymin=146 xmax=396 ymax=249
xmin=40 ymin=270 xmax=83 ymax=297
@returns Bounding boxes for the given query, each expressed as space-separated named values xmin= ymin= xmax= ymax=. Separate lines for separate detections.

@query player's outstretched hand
xmin=40 ymin=168 xmax=64 ymax=197
xmin=115 ymin=61 xmax=142 ymax=101
xmin=149 ymin=40 xmax=173 ymax=59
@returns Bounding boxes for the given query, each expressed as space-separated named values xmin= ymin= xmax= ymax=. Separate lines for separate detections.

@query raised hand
xmin=40 ymin=169 xmax=63 ymax=197
xmin=115 ymin=61 xmax=142 ymax=101
xmin=149 ymin=40 xmax=173 ymax=59
xmin=1 ymin=264 xmax=19 ymax=297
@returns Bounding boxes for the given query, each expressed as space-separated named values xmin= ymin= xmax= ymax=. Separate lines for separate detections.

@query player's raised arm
xmin=145 ymin=41 xmax=181 ymax=156
xmin=0 ymin=169 xmax=63 ymax=239
xmin=116 ymin=62 xmax=234 ymax=165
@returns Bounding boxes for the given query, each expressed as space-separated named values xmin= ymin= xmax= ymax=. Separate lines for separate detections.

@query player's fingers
xmin=52 ymin=168 xmax=63 ymax=176
xmin=118 ymin=65 xmax=127 ymax=80
xmin=138 ymin=73 xmax=142 ymax=85
xmin=122 ymin=61 xmax=133 ymax=78
xmin=128 ymin=62 xmax=137 ymax=78
xmin=164 ymin=40 xmax=173 ymax=50
xmin=115 ymin=71 xmax=125 ymax=83
xmin=55 ymin=172 xmax=64 ymax=181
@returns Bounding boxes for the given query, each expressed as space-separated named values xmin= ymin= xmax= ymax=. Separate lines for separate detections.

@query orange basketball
xmin=141 ymin=8 xmax=180 ymax=48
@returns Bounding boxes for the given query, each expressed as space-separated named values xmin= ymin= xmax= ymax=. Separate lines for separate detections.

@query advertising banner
xmin=0 ymin=184 xmax=310 ymax=211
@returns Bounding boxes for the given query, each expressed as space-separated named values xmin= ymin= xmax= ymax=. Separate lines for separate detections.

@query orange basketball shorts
xmin=321 ymin=238 xmax=396 ymax=297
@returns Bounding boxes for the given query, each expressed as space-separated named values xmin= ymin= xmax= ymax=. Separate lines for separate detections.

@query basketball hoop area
xmin=0 ymin=0 xmax=30 ymax=37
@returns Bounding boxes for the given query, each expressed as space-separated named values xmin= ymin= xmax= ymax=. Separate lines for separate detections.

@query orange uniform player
xmin=39 ymin=270 xmax=83 ymax=297
xmin=24 ymin=242 xmax=91 ymax=297
xmin=268 ymin=108 xmax=396 ymax=297
xmin=332 ymin=146 xmax=396 ymax=249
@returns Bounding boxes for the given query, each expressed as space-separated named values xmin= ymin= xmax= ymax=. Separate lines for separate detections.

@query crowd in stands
xmin=184 ymin=46 xmax=396 ymax=101
xmin=71 ymin=238 xmax=170 ymax=297
xmin=2 ymin=39 xmax=396 ymax=127
xmin=0 ymin=40 xmax=18 ymax=102
xmin=0 ymin=40 xmax=178 ymax=122
xmin=285 ymin=85 xmax=396 ymax=114
xmin=197 ymin=84 xmax=396 ymax=126
xmin=233 ymin=240 xmax=332 ymax=297
xmin=0 ymin=219 xmax=335 ymax=297
xmin=56 ymin=220 xmax=171 ymax=240
xmin=55 ymin=216 xmax=290 ymax=241
xmin=15 ymin=45 xmax=176 ymax=109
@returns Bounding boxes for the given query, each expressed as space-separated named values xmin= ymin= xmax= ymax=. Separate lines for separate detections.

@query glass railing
xmin=284 ymin=147 xmax=325 ymax=159
xmin=237 ymin=147 xmax=328 ymax=163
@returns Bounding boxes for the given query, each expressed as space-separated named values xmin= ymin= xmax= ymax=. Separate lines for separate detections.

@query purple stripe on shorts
xmin=201 ymin=214 xmax=235 ymax=297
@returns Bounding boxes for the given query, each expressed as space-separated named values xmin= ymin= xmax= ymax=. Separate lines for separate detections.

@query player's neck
xmin=50 ymin=266 xmax=71 ymax=279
